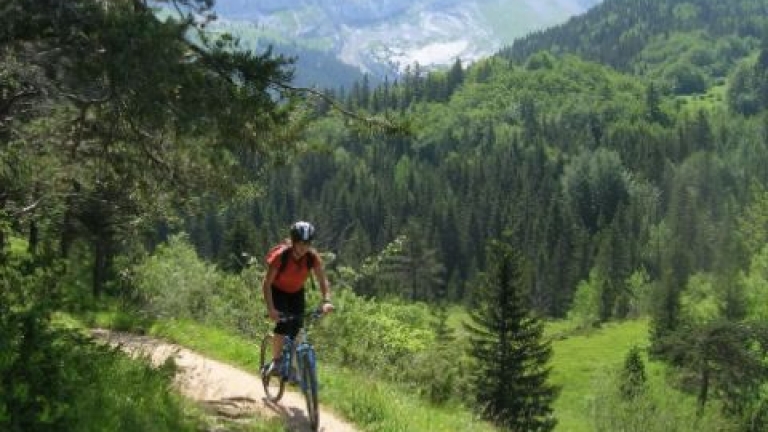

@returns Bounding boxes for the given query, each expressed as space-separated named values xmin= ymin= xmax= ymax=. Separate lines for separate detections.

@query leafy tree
xmin=465 ymin=240 xmax=559 ymax=431
xmin=739 ymin=244 xmax=768 ymax=321
xmin=679 ymin=272 xmax=725 ymax=325
xmin=2 ymin=0 xmax=301 ymax=297
xmin=568 ymin=269 xmax=603 ymax=329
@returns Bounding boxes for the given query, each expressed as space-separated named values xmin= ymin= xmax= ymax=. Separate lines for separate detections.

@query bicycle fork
xmin=296 ymin=344 xmax=316 ymax=392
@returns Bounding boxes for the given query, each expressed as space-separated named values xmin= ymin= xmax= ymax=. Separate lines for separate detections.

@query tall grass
xmin=149 ymin=318 xmax=497 ymax=432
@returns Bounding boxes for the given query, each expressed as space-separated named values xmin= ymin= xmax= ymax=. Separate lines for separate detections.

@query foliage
xmin=739 ymin=244 xmax=768 ymax=321
xmin=1 ymin=0 xmax=301 ymax=297
xmin=313 ymin=289 xmax=435 ymax=378
xmin=0 ymin=243 xmax=198 ymax=431
xmin=567 ymin=269 xmax=603 ymax=329
xmin=130 ymin=234 xmax=263 ymax=336
xmin=620 ymin=346 xmax=647 ymax=400
xmin=679 ymin=272 xmax=726 ymax=325
xmin=656 ymin=321 xmax=768 ymax=420
xmin=502 ymin=0 xmax=766 ymax=75
xmin=561 ymin=148 xmax=631 ymax=235
xmin=589 ymin=368 xmax=734 ymax=432
xmin=466 ymin=240 xmax=559 ymax=431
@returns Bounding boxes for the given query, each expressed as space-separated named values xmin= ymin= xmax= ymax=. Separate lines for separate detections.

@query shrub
xmin=0 ymin=243 xmax=197 ymax=432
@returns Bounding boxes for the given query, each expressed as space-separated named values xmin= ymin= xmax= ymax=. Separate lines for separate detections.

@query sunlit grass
xmin=548 ymin=319 xmax=651 ymax=432
xmin=88 ymin=306 xmax=721 ymax=432
xmin=148 ymin=318 xmax=497 ymax=432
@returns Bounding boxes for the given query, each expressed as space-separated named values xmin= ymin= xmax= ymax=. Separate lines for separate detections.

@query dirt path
xmin=91 ymin=329 xmax=359 ymax=432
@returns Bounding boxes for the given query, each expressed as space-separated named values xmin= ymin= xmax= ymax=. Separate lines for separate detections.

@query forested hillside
xmin=189 ymin=0 xmax=768 ymax=426
xmin=204 ymin=0 xmax=768 ymax=314
xmin=4 ymin=0 xmax=768 ymax=431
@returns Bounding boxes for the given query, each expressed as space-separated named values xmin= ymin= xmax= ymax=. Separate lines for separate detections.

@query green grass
xmin=89 ymin=308 xmax=715 ymax=432
xmin=320 ymin=364 xmax=496 ymax=432
xmin=548 ymin=319 xmax=651 ymax=432
xmin=147 ymin=318 xmax=497 ymax=432
xmin=151 ymin=317 xmax=663 ymax=432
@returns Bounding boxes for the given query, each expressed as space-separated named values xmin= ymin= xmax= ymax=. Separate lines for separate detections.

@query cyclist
xmin=261 ymin=221 xmax=334 ymax=376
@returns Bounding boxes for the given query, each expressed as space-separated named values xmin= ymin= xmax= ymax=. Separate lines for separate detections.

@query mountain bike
xmin=259 ymin=308 xmax=323 ymax=431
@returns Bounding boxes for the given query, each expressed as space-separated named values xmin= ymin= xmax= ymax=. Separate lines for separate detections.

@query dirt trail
xmin=91 ymin=329 xmax=359 ymax=432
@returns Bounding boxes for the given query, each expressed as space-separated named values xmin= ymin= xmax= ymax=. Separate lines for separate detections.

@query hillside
xmin=208 ymin=0 xmax=603 ymax=82
xmin=501 ymin=0 xmax=767 ymax=73
xmin=5 ymin=0 xmax=768 ymax=431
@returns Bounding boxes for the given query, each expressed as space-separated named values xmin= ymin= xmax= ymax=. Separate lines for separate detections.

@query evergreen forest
xmin=4 ymin=0 xmax=768 ymax=431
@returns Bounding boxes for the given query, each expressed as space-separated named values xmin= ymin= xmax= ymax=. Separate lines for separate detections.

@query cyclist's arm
xmin=313 ymin=261 xmax=332 ymax=305
xmin=262 ymin=265 xmax=279 ymax=320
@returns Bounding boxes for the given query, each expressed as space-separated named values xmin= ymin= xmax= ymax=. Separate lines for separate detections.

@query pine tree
xmin=620 ymin=346 xmax=647 ymax=400
xmin=465 ymin=240 xmax=559 ymax=431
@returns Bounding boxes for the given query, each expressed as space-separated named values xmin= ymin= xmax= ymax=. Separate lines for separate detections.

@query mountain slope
xmin=501 ymin=0 xmax=768 ymax=71
xmin=210 ymin=0 xmax=603 ymax=81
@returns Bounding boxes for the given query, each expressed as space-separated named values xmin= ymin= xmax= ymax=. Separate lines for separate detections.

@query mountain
xmin=501 ymin=0 xmax=768 ymax=71
xmin=208 ymin=0 xmax=603 ymax=85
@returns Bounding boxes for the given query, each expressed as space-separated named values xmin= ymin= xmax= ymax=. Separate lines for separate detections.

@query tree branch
xmin=0 ymin=89 xmax=39 ymax=117
xmin=268 ymin=81 xmax=408 ymax=135
xmin=175 ymin=26 xmax=408 ymax=135
xmin=12 ymin=198 xmax=43 ymax=218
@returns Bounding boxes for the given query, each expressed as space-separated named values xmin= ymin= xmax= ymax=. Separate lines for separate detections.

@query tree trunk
xmin=697 ymin=362 xmax=709 ymax=413
xmin=28 ymin=220 xmax=38 ymax=255
xmin=0 ymin=227 xmax=5 ymax=262
xmin=92 ymin=235 xmax=111 ymax=298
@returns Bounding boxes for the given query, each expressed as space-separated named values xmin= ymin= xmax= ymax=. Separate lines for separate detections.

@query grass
xmin=87 ymin=307 xmax=715 ymax=432
xmin=548 ymin=319 xmax=652 ymax=432
xmin=146 ymin=317 xmax=497 ymax=432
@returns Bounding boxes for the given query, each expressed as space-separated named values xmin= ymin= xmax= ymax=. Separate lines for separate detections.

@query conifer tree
xmin=620 ymin=346 xmax=647 ymax=400
xmin=465 ymin=240 xmax=559 ymax=431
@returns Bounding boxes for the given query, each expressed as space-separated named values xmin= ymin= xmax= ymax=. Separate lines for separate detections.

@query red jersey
xmin=267 ymin=246 xmax=320 ymax=293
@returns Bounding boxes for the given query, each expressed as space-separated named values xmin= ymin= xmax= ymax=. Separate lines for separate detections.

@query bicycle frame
xmin=260 ymin=308 xmax=323 ymax=430
xmin=276 ymin=311 xmax=320 ymax=380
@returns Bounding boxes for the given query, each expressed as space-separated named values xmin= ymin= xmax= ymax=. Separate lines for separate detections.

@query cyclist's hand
xmin=320 ymin=302 xmax=335 ymax=315
xmin=268 ymin=308 xmax=280 ymax=321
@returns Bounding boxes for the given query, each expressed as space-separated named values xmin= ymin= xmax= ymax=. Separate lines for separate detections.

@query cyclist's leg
xmin=271 ymin=287 xmax=304 ymax=362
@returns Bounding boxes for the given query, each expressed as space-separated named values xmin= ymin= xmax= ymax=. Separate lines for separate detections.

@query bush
xmin=314 ymin=290 xmax=434 ymax=379
xmin=0 ymin=245 xmax=198 ymax=432
xmin=130 ymin=234 xmax=263 ymax=337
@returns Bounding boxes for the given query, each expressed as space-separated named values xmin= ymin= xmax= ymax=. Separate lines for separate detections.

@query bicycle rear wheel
xmin=259 ymin=333 xmax=285 ymax=402
xmin=298 ymin=349 xmax=319 ymax=431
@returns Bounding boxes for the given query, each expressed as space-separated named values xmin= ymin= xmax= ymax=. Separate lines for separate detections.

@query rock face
xmin=210 ymin=0 xmax=602 ymax=75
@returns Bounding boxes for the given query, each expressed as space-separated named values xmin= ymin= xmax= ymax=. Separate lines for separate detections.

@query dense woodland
xmin=4 ymin=0 xmax=768 ymax=431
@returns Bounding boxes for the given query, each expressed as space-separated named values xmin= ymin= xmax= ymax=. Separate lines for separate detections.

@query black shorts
xmin=271 ymin=285 xmax=305 ymax=337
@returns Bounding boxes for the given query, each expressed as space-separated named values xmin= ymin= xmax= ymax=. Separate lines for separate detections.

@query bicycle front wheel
xmin=259 ymin=333 xmax=285 ymax=402
xmin=298 ymin=349 xmax=319 ymax=431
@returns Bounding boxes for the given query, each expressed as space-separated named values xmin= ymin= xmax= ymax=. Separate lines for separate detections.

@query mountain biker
xmin=261 ymin=221 xmax=334 ymax=375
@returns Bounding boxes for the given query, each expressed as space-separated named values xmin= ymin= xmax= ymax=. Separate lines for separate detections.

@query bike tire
xmin=298 ymin=349 xmax=320 ymax=431
xmin=260 ymin=333 xmax=285 ymax=402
